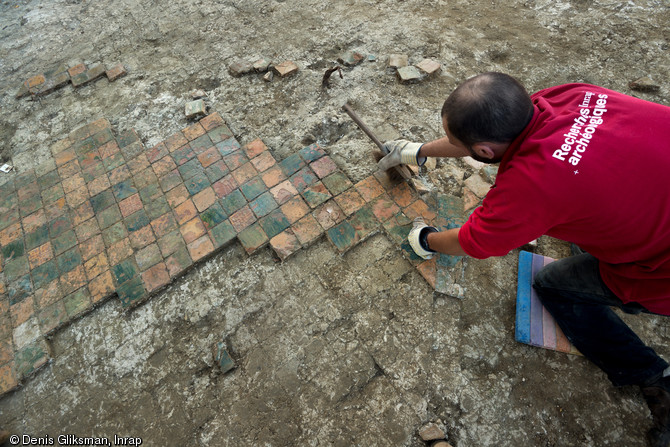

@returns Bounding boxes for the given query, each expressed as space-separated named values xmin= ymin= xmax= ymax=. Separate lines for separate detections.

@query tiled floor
xmin=0 ymin=113 xmax=468 ymax=395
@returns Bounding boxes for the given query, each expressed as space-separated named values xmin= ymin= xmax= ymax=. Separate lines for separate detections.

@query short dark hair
xmin=441 ymin=72 xmax=534 ymax=147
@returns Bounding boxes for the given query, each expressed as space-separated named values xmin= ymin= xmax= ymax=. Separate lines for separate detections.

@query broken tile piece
xmin=416 ymin=58 xmax=442 ymax=76
xmin=106 ymin=64 xmax=127 ymax=81
xmin=270 ymin=229 xmax=301 ymax=261
xmin=338 ymin=51 xmax=365 ymax=67
xmin=273 ymin=61 xmax=299 ymax=77
xmin=229 ymin=58 xmax=254 ymax=77
xmin=185 ymin=99 xmax=207 ymax=118
xmin=397 ymin=66 xmax=422 ymax=83
xmin=388 ymin=54 xmax=408 ymax=68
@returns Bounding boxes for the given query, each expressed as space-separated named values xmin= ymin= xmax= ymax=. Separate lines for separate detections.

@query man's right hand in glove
xmin=377 ymin=140 xmax=426 ymax=171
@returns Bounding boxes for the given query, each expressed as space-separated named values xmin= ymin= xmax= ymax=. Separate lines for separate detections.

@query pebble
xmin=419 ymin=422 xmax=445 ymax=441
xmin=629 ymin=76 xmax=660 ymax=93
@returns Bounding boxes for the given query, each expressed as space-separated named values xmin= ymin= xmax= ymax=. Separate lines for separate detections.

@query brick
xmin=299 ymin=143 xmax=327 ymax=162
xmin=243 ymin=138 xmax=267 ymax=159
xmin=193 ymin=187 xmax=217 ymax=212
xmin=38 ymin=300 xmax=67 ymax=334
xmin=204 ymin=160 xmax=230 ymax=183
xmin=135 ymin=243 xmax=162 ymax=271
xmin=84 ymin=252 xmax=109 ymax=280
xmin=28 ymin=243 xmax=53 ymax=269
xmin=112 ymin=258 xmax=139 ymax=286
xmin=180 ymin=217 xmax=206 ymax=244
xmin=174 ymin=199 xmax=198 ymax=225
xmin=199 ymin=112 xmax=225 ymax=132
xmin=229 ymin=205 xmax=256 ymax=233
xmin=200 ymin=203 xmax=227 ymax=230
xmin=165 ymin=246 xmax=193 ymax=278
xmin=102 ymin=222 xmax=128 ymax=247
xmin=209 ymin=220 xmax=237 ymax=248
xmin=249 ymin=192 xmax=278 ymax=218
xmin=182 ymin=122 xmax=206 ymax=141
xmin=119 ymin=193 xmax=143 ymax=217
xmin=142 ymin=262 xmax=170 ymax=292
xmin=273 ymin=60 xmax=299 ymax=77
xmin=322 ymin=172 xmax=353 ymax=196
xmin=187 ymin=234 xmax=215 ymax=262
xmin=152 ymin=156 xmax=177 ymax=178
xmin=129 ymin=225 xmax=156 ymax=249
xmin=107 ymin=238 xmax=134 ymax=266
xmin=22 ymin=209 xmax=46 ymax=234
xmin=259 ymin=209 xmax=290 ymax=239
xmin=310 ymin=156 xmax=338 ymax=178
xmin=165 ymin=132 xmax=190 ymax=153
xmin=280 ymin=196 xmax=309 ymax=224
xmin=60 ymin=265 xmax=87 ymax=295
xmin=270 ymin=229 xmax=302 ymax=261
xmin=88 ymin=270 xmax=115 ymax=303
xmin=79 ymin=234 xmax=105 ymax=261
xmin=116 ymin=276 xmax=146 ymax=307
xmin=157 ymin=230 xmax=185 ymax=258
xmin=270 ymin=180 xmax=299 ymax=205
xmin=261 ymin=165 xmax=286 ymax=188
xmin=237 ymin=223 xmax=268 ymax=255
xmin=240 ymin=177 xmax=267 ymax=201
xmin=313 ymin=200 xmax=346 ymax=230
xmin=166 ymin=184 xmax=190 ymax=208
xmin=279 ymin=154 xmax=305 ymax=177
xmin=159 ymin=169 xmax=183 ymax=193
xmin=355 ymin=176 xmax=385 ymax=202
xmin=370 ymin=193 xmax=401 ymax=222
xmin=151 ymin=213 xmax=178 ymax=238
xmin=302 ymin=182 xmax=332 ymax=208
xmin=106 ymin=63 xmax=127 ymax=81
xmin=290 ymin=167 xmax=319 ymax=193
xmin=327 ymin=221 xmax=359 ymax=253
xmin=215 ymin=137 xmax=241 ymax=156
xmin=197 ymin=146 xmax=221 ymax=168
xmin=223 ymin=152 xmax=248 ymax=171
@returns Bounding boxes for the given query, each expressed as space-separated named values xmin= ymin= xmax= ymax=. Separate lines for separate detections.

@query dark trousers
xmin=532 ymin=253 xmax=668 ymax=386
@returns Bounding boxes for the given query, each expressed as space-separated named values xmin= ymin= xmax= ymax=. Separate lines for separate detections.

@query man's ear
xmin=471 ymin=142 xmax=497 ymax=160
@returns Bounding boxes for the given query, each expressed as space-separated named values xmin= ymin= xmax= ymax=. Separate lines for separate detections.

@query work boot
xmin=642 ymin=376 xmax=670 ymax=447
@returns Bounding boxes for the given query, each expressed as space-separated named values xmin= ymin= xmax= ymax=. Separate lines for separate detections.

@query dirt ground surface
xmin=1 ymin=0 xmax=670 ymax=446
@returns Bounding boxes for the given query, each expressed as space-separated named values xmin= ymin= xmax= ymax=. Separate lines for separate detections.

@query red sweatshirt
xmin=458 ymin=83 xmax=670 ymax=314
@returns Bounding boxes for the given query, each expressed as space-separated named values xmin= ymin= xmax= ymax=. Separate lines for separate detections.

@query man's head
xmin=441 ymin=72 xmax=534 ymax=163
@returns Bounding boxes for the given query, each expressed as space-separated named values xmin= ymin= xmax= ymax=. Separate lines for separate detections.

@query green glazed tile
xmin=1 ymin=238 xmax=25 ymax=262
xmin=8 ymin=275 xmax=32 ymax=305
xmin=102 ymin=221 xmax=128 ymax=247
xmin=31 ymin=259 xmax=58 ymax=289
xmin=90 ymin=189 xmax=116 ymax=213
xmin=184 ymin=172 xmax=210 ymax=195
xmin=259 ymin=209 xmax=290 ymax=239
xmin=112 ymin=258 xmax=139 ymax=285
xmin=56 ymin=247 xmax=83 ymax=274
xmin=19 ymin=194 xmax=43 ymax=217
xmin=37 ymin=170 xmax=61 ymax=191
xmin=112 ymin=179 xmax=137 ymax=200
xmin=103 ymin=152 xmax=125 ymax=172
xmin=125 ymin=209 xmax=150 ymax=232
xmin=190 ymin=134 xmax=214 ymax=153
xmin=139 ymin=183 xmax=161 ymax=203
xmin=279 ymin=154 xmax=305 ymax=177
xmin=249 ymin=192 xmax=277 ymax=218
xmin=298 ymin=143 xmax=326 ymax=162
xmin=327 ymin=221 xmax=358 ymax=253
xmin=210 ymin=220 xmax=236 ymax=248
xmin=15 ymin=341 xmax=49 ymax=376
xmin=215 ymin=137 xmax=241 ymax=156
xmin=145 ymin=196 xmax=171 ymax=220
xmin=178 ymin=158 xmax=203 ymax=180
xmin=25 ymin=225 xmax=49 ymax=250
xmin=116 ymin=129 xmax=140 ymax=148
xmin=64 ymin=288 xmax=91 ymax=317
xmin=322 ymin=172 xmax=353 ymax=196
xmin=240 ymin=177 xmax=266 ymax=201
xmin=208 ymin=125 xmax=234 ymax=144
xmin=173 ymin=144 xmax=195 ymax=165
xmin=52 ymin=230 xmax=78 ymax=255
xmin=49 ymin=214 xmax=72 ymax=238
xmin=200 ymin=203 xmax=227 ymax=230
xmin=96 ymin=204 xmax=122 ymax=230
xmin=116 ymin=276 xmax=146 ymax=308
xmin=219 ymin=189 xmax=247 ymax=215
xmin=237 ymin=222 xmax=268 ymax=254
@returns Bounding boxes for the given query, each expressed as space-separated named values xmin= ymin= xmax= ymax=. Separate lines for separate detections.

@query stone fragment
xmin=397 ymin=66 xmax=422 ymax=84
xmin=185 ymin=99 xmax=207 ymax=118
xmin=416 ymin=58 xmax=442 ymax=76
xmin=629 ymin=76 xmax=660 ymax=93
xmin=215 ymin=342 xmax=235 ymax=373
xmin=191 ymin=89 xmax=207 ymax=99
xmin=228 ymin=58 xmax=254 ymax=77
xmin=253 ymin=57 xmax=272 ymax=72
xmin=464 ymin=174 xmax=491 ymax=198
xmin=106 ymin=64 xmax=127 ymax=82
xmin=431 ymin=442 xmax=453 ymax=447
xmin=388 ymin=54 xmax=408 ymax=68
xmin=411 ymin=176 xmax=433 ymax=194
xmin=338 ymin=51 xmax=365 ymax=66
xmin=419 ymin=422 xmax=446 ymax=441
xmin=273 ymin=61 xmax=299 ymax=77
xmin=263 ymin=71 xmax=274 ymax=82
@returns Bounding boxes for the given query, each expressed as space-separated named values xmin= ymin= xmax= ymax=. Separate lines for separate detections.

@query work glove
xmin=378 ymin=140 xmax=426 ymax=171
xmin=407 ymin=217 xmax=438 ymax=259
